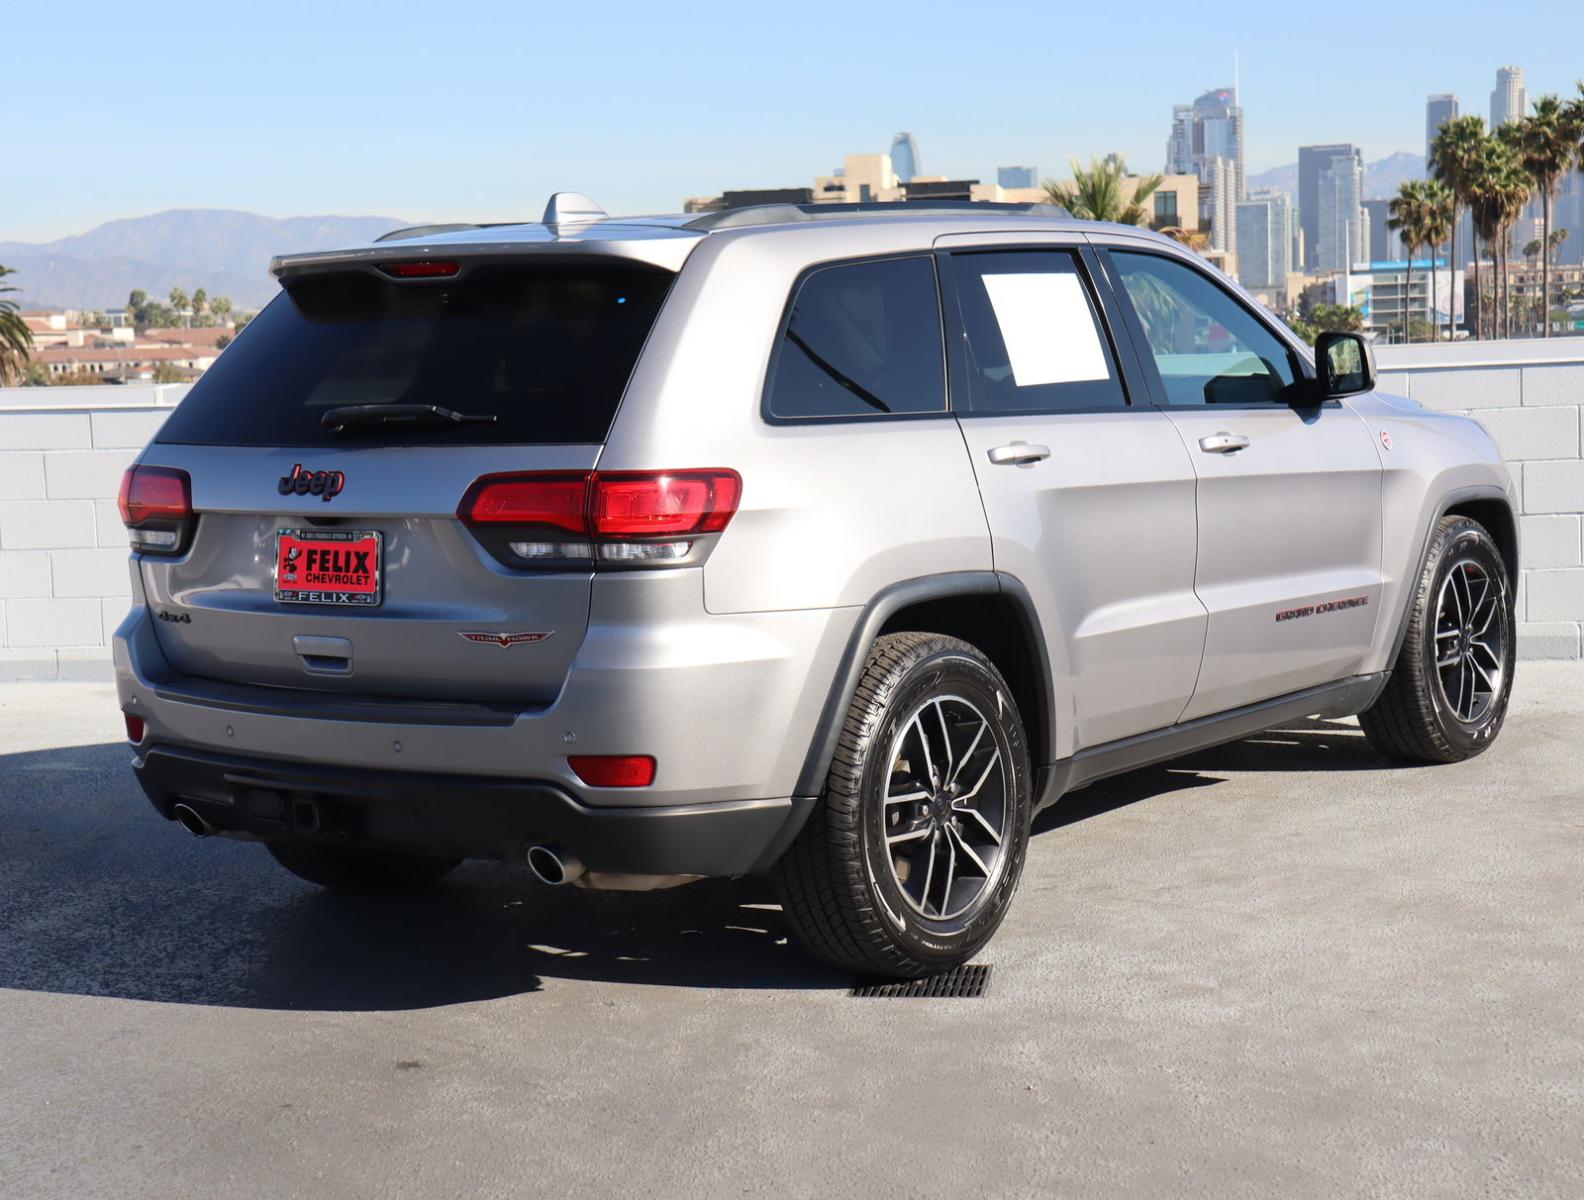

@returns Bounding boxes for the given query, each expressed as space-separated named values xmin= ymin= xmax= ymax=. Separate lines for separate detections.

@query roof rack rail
xmin=685 ymin=199 xmax=1067 ymax=231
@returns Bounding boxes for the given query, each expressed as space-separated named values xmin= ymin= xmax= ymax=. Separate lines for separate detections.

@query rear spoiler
xmin=270 ymin=228 xmax=704 ymax=282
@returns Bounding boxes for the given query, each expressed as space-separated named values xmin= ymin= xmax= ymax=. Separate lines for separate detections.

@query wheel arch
xmin=791 ymin=572 xmax=1056 ymax=800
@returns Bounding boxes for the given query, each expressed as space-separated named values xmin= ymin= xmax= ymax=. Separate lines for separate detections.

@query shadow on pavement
xmin=0 ymin=716 xmax=1388 ymax=1010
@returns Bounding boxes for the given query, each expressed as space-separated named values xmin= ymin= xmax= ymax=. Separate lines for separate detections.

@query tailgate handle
xmin=293 ymin=635 xmax=352 ymax=675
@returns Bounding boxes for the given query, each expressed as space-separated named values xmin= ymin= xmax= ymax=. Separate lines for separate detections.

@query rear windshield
xmin=155 ymin=261 xmax=674 ymax=446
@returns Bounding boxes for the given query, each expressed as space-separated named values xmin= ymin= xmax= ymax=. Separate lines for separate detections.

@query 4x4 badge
xmin=458 ymin=631 xmax=553 ymax=648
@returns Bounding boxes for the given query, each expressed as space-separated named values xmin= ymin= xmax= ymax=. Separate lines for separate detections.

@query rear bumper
xmin=133 ymin=743 xmax=812 ymax=876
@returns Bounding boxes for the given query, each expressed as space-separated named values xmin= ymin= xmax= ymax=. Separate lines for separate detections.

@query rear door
xmin=137 ymin=257 xmax=674 ymax=704
xmin=1098 ymin=246 xmax=1384 ymax=720
xmin=938 ymin=242 xmax=1207 ymax=752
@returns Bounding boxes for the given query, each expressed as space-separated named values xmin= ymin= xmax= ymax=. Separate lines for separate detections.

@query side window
xmin=1111 ymin=251 xmax=1301 ymax=407
xmin=948 ymin=250 xmax=1127 ymax=414
xmin=765 ymin=256 xmax=946 ymax=420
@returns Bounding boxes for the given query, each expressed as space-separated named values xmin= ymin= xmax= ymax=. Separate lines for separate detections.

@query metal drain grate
xmin=851 ymin=963 xmax=991 ymax=998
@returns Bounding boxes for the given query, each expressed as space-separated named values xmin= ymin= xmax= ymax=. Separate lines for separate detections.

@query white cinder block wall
xmin=0 ymin=342 xmax=1580 ymax=681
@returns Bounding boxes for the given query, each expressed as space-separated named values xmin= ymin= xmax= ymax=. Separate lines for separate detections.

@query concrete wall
xmin=1376 ymin=340 xmax=1584 ymax=660
xmin=0 ymin=342 xmax=1580 ymax=680
xmin=0 ymin=385 xmax=188 ymax=680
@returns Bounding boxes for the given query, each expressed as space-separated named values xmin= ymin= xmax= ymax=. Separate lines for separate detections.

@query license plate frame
xmin=274 ymin=528 xmax=383 ymax=608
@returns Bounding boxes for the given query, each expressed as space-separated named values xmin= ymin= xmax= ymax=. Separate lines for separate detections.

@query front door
xmin=940 ymin=245 xmax=1207 ymax=753
xmin=1101 ymin=247 xmax=1384 ymax=721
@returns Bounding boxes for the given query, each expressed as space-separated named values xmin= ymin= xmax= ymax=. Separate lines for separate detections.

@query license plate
xmin=274 ymin=528 xmax=383 ymax=607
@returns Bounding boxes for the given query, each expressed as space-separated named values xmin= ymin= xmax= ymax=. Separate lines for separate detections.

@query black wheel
xmin=773 ymin=632 xmax=1032 ymax=978
xmin=266 ymin=842 xmax=461 ymax=891
xmin=1359 ymin=514 xmax=1514 ymax=763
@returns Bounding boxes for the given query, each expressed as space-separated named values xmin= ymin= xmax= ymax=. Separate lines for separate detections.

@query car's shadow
xmin=0 ymin=716 xmax=1388 ymax=1010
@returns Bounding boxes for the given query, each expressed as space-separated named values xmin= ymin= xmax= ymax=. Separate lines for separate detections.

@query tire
xmin=773 ymin=632 xmax=1033 ymax=978
xmin=1359 ymin=514 xmax=1514 ymax=763
xmin=266 ymin=842 xmax=461 ymax=891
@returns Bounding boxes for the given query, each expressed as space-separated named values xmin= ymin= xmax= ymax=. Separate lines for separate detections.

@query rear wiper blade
xmin=320 ymin=404 xmax=499 ymax=433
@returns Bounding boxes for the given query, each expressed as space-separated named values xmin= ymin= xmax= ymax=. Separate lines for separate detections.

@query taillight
xmin=118 ymin=465 xmax=194 ymax=554
xmin=568 ymin=755 xmax=656 ymax=788
xmin=459 ymin=469 xmax=740 ymax=568
xmin=378 ymin=260 xmax=460 ymax=279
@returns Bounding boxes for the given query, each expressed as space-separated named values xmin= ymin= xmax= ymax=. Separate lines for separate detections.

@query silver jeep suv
xmin=114 ymin=195 xmax=1518 ymax=977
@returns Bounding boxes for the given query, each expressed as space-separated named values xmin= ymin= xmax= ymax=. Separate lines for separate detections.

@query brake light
xmin=568 ymin=755 xmax=656 ymax=788
xmin=458 ymin=469 xmax=740 ymax=567
xmin=378 ymin=260 xmax=460 ymax=279
xmin=118 ymin=465 xmax=194 ymax=554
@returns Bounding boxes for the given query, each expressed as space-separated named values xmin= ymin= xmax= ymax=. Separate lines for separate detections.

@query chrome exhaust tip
xmin=526 ymin=844 xmax=584 ymax=887
xmin=172 ymin=803 xmax=210 ymax=838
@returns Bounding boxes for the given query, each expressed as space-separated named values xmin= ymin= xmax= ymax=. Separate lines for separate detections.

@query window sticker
xmin=981 ymin=273 xmax=1110 ymax=387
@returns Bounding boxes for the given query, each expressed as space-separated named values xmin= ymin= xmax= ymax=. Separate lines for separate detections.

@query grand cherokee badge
xmin=458 ymin=631 xmax=553 ymax=648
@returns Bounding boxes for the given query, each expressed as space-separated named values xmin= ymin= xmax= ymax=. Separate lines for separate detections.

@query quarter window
xmin=950 ymin=250 xmax=1127 ymax=414
xmin=1110 ymin=251 xmax=1301 ymax=406
xmin=764 ymin=256 xmax=946 ymax=420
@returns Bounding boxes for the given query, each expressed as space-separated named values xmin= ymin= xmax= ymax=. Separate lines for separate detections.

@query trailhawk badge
xmin=458 ymin=631 xmax=554 ymax=648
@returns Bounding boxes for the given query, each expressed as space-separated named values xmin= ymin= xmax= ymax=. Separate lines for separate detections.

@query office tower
xmin=1236 ymin=190 xmax=1292 ymax=288
xmin=1299 ymin=143 xmax=1359 ymax=270
xmin=1166 ymin=87 xmax=1246 ymax=204
xmin=1363 ymin=199 xmax=1399 ymax=262
xmin=1317 ymin=152 xmax=1367 ymax=273
xmin=998 ymin=166 xmax=1038 ymax=189
xmin=1490 ymin=66 xmax=1527 ymax=129
xmin=1426 ymin=94 xmax=1459 ymax=165
xmin=890 ymin=133 xmax=920 ymax=183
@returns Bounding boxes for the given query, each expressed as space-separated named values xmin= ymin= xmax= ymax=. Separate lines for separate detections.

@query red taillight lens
xmin=590 ymin=471 xmax=742 ymax=537
xmin=378 ymin=260 xmax=460 ymax=278
xmin=458 ymin=469 xmax=741 ymax=563
xmin=568 ymin=755 xmax=656 ymax=788
xmin=118 ymin=465 xmax=191 ymax=526
xmin=124 ymin=713 xmax=146 ymax=744
xmin=459 ymin=473 xmax=589 ymax=534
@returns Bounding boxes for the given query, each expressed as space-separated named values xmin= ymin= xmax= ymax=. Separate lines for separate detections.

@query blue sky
xmin=5 ymin=0 xmax=1581 ymax=242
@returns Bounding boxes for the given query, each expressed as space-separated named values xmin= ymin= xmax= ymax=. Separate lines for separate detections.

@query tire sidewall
xmin=1420 ymin=523 xmax=1514 ymax=754
xmin=856 ymin=648 xmax=1031 ymax=966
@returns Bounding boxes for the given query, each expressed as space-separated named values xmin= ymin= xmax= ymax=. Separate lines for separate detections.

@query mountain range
xmin=0 ymin=210 xmax=407 ymax=311
xmin=1245 ymin=152 xmax=1426 ymax=202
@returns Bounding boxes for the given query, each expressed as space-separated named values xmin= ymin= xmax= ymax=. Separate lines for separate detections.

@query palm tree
xmin=1421 ymin=181 xmax=1454 ymax=341
xmin=0 ymin=265 xmax=33 ymax=386
xmin=1509 ymin=96 xmax=1583 ymax=336
xmin=1389 ymin=181 xmax=1431 ymax=342
xmin=1158 ymin=227 xmax=1210 ymax=251
xmin=1474 ymin=134 xmax=1532 ymax=338
xmin=1431 ymin=114 xmax=1488 ymax=339
xmin=1045 ymin=157 xmax=1163 ymax=226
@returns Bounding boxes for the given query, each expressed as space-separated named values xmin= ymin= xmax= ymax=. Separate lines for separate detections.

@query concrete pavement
xmin=1 ymin=669 xmax=1581 ymax=1198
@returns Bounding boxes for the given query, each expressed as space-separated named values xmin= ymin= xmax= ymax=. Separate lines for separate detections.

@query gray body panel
xmin=115 ymin=208 xmax=1515 ymax=867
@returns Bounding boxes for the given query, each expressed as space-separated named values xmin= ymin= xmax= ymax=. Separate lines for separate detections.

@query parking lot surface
xmin=2 ymin=669 xmax=1581 ymax=1199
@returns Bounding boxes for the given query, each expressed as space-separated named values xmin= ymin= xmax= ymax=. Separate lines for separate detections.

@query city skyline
xmin=6 ymin=0 xmax=1581 ymax=243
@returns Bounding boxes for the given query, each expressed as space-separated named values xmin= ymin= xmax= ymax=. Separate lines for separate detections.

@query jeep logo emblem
xmin=278 ymin=463 xmax=346 ymax=502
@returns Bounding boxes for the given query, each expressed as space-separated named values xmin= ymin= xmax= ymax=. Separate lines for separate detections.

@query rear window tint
xmin=764 ymin=256 xmax=946 ymax=420
xmin=156 ymin=261 xmax=673 ymax=447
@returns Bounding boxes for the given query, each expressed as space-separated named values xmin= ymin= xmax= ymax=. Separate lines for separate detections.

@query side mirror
xmin=1313 ymin=331 xmax=1375 ymax=399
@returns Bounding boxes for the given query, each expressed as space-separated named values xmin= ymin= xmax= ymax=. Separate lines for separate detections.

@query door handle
xmin=987 ymin=442 xmax=1051 ymax=466
xmin=1198 ymin=432 xmax=1251 ymax=454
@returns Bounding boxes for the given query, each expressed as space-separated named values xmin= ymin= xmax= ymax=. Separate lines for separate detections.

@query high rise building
xmin=1316 ymin=152 xmax=1368 ymax=273
xmin=1362 ymin=199 xmax=1400 ymax=263
xmin=1200 ymin=156 xmax=1239 ymax=254
xmin=1166 ymin=87 xmax=1245 ymax=206
xmin=1298 ymin=143 xmax=1359 ymax=270
xmin=890 ymin=133 xmax=920 ymax=183
xmin=997 ymin=165 xmax=1038 ymax=189
xmin=1426 ymin=94 xmax=1459 ymax=165
xmin=1490 ymin=66 xmax=1527 ymax=129
xmin=1236 ymin=190 xmax=1292 ymax=288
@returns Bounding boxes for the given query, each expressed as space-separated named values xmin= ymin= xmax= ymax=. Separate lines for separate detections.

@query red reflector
xmin=591 ymin=470 xmax=742 ymax=537
xmin=379 ymin=260 xmax=460 ymax=278
xmin=124 ymin=713 xmax=146 ymax=744
xmin=459 ymin=473 xmax=589 ymax=533
xmin=118 ymin=465 xmax=192 ymax=526
xmin=568 ymin=755 xmax=656 ymax=788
